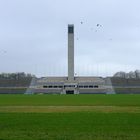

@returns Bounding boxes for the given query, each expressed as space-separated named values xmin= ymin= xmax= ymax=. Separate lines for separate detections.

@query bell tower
xmin=68 ymin=24 xmax=74 ymax=81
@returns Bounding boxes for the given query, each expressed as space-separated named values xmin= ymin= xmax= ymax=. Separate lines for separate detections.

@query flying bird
xmin=0 ymin=50 xmax=7 ymax=54
xmin=95 ymin=30 xmax=97 ymax=32
xmin=96 ymin=24 xmax=102 ymax=27
xmin=97 ymin=24 xmax=100 ymax=27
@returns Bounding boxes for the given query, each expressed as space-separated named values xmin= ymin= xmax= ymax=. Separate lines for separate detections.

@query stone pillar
xmin=68 ymin=24 xmax=74 ymax=81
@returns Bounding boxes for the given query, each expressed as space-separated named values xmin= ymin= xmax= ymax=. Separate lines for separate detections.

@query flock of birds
xmin=80 ymin=21 xmax=102 ymax=29
xmin=0 ymin=50 xmax=7 ymax=54
xmin=76 ymin=21 xmax=112 ymax=41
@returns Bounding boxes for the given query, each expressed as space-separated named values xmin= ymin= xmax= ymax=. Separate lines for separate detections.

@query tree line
xmin=0 ymin=72 xmax=36 ymax=80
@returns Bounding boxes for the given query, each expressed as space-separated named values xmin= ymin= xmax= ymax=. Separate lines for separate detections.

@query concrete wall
xmin=0 ymin=78 xmax=32 ymax=87
xmin=0 ymin=78 xmax=32 ymax=94
xmin=0 ymin=88 xmax=27 ymax=94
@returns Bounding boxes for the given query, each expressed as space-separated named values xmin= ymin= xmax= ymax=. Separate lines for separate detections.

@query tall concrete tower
xmin=68 ymin=24 xmax=74 ymax=81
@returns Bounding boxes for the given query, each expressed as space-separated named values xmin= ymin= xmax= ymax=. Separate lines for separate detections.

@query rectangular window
xmin=94 ymin=85 xmax=99 ymax=88
xmin=68 ymin=26 xmax=74 ymax=34
xmin=89 ymin=85 xmax=94 ymax=88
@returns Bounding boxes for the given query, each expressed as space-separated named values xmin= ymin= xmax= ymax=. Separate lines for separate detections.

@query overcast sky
xmin=0 ymin=0 xmax=140 ymax=77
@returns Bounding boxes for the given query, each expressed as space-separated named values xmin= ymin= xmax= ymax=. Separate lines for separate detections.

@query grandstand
xmin=33 ymin=77 xmax=108 ymax=94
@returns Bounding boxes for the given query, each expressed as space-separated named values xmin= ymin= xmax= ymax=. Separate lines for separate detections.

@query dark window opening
xmin=68 ymin=27 xmax=74 ymax=33
xmin=64 ymin=85 xmax=75 ymax=88
xmin=94 ymin=85 xmax=99 ymax=88
xmin=89 ymin=85 xmax=94 ymax=88
xmin=66 ymin=90 xmax=74 ymax=94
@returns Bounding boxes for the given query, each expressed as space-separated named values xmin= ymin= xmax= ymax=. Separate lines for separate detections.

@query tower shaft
xmin=68 ymin=24 xmax=74 ymax=81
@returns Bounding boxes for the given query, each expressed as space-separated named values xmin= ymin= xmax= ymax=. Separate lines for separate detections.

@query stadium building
xmin=33 ymin=24 xmax=114 ymax=94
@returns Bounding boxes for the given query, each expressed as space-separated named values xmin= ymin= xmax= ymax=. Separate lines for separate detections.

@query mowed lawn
xmin=0 ymin=113 xmax=140 ymax=140
xmin=0 ymin=94 xmax=140 ymax=106
xmin=0 ymin=94 xmax=140 ymax=140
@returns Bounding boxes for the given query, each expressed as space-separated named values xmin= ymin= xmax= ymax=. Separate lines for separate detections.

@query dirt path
xmin=0 ymin=106 xmax=140 ymax=113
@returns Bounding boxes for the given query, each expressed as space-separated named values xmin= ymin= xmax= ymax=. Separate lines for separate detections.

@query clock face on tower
xmin=68 ymin=26 xmax=74 ymax=34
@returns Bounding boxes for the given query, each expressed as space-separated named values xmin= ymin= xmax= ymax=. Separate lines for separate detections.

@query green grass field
xmin=0 ymin=94 xmax=140 ymax=140
xmin=0 ymin=94 xmax=140 ymax=106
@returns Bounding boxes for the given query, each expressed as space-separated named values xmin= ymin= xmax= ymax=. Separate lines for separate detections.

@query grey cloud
xmin=0 ymin=0 xmax=140 ymax=77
